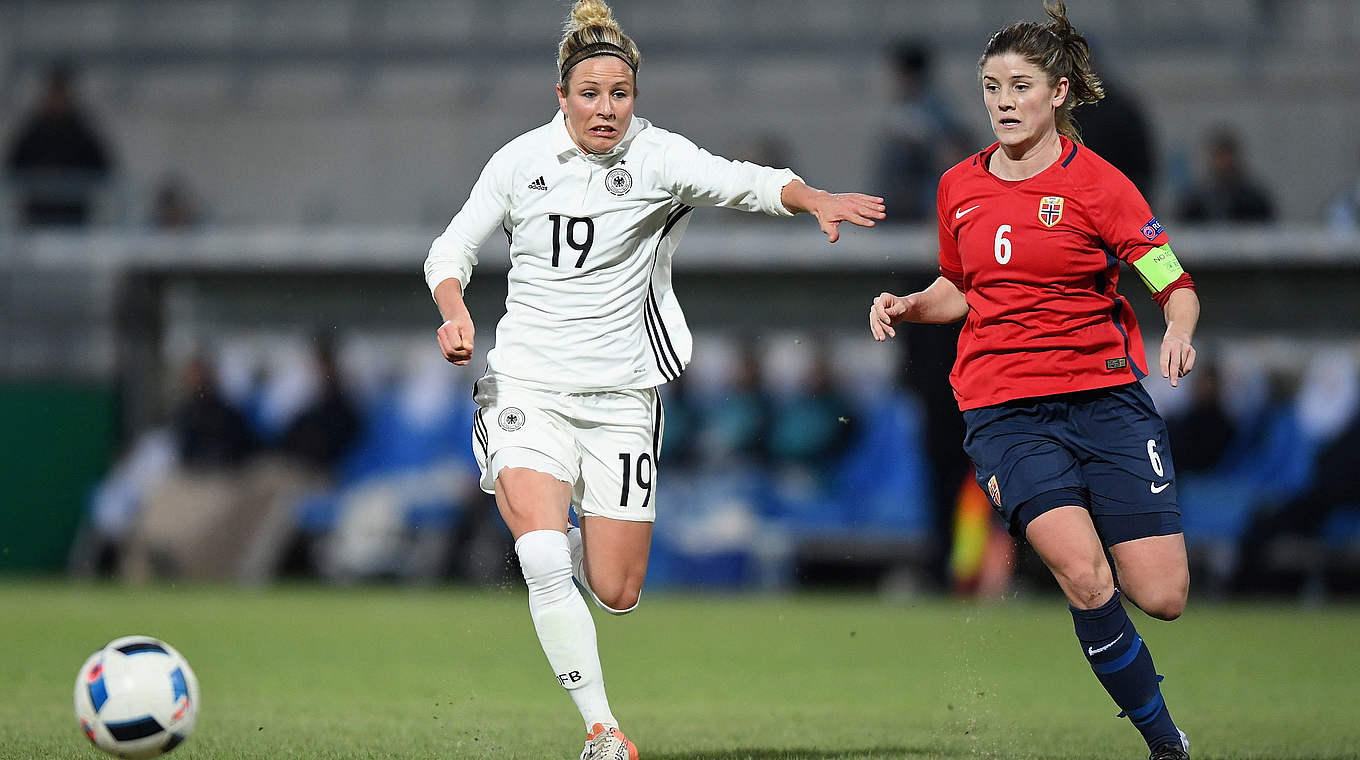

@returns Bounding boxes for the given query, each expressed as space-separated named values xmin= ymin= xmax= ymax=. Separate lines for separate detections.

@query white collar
xmin=550 ymin=111 xmax=645 ymax=162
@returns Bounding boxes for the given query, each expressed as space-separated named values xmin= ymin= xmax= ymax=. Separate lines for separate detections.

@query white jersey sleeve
xmin=657 ymin=133 xmax=800 ymax=218
xmin=424 ymin=148 xmax=511 ymax=293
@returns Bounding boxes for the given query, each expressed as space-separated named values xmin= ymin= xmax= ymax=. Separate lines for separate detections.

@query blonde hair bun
xmin=557 ymin=0 xmax=641 ymax=84
xmin=567 ymin=0 xmax=617 ymax=33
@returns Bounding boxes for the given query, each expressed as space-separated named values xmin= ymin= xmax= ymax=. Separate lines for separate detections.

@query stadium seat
xmin=1178 ymin=474 xmax=1261 ymax=543
xmin=828 ymin=393 xmax=932 ymax=538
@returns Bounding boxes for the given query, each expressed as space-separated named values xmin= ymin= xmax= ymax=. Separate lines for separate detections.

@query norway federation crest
xmin=986 ymin=475 xmax=1002 ymax=508
xmin=1038 ymin=196 xmax=1064 ymax=227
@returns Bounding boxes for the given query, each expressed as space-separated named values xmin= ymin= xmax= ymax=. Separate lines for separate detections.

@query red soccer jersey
xmin=937 ymin=137 xmax=1192 ymax=410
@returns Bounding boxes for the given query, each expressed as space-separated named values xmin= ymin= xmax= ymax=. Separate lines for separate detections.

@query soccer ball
xmin=73 ymin=635 xmax=200 ymax=758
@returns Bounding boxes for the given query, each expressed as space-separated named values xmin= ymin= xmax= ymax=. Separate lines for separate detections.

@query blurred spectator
xmin=1075 ymin=76 xmax=1157 ymax=197
xmin=69 ymin=428 xmax=178 ymax=578
xmin=766 ymin=348 xmax=857 ymax=488
xmin=4 ymin=63 xmax=114 ymax=227
xmin=659 ymin=373 xmax=701 ymax=470
xmin=1165 ymin=361 xmax=1236 ymax=474
xmin=700 ymin=340 xmax=771 ymax=467
xmin=236 ymin=335 xmax=361 ymax=583
xmin=1233 ymin=406 xmax=1360 ymax=594
xmin=1230 ymin=350 xmax=1359 ymax=594
xmin=872 ymin=41 xmax=965 ymax=221
xmin=150 ymin=176 xmax=201 ymax=229
xmin=902 ymin=311 xmax=969 ymax=590
xmin=930 ymin=129 xmax=976 ymax=189
xmin=1176 ymin=127 xmax=1275 ymax=223
xmin=171 ymin=355 xmax=256 ymax=469
xmin=278 ymin=339 xmax=360 ymax=468
xmin=120 ymin=355 xmax=256 ymax=582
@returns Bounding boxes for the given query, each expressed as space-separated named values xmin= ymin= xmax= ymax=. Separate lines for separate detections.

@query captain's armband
xmin=1132 ymin=244 xmax=1184 ymax=294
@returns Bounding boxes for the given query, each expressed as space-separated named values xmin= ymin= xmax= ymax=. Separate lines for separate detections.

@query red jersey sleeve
xmin=936 ymin=174 xmax=964 ymax=289
xmin=1087 ymin=162 xmax=1193 ymax=306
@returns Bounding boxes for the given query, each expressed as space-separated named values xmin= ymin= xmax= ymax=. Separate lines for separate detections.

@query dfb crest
xmin=498 ymin=407 xmax=525 ymax=432
xmin=605 ymin=167 xmax=633 ymax=196
xmin=1038 ymin=196 xmax=1064 ymax=227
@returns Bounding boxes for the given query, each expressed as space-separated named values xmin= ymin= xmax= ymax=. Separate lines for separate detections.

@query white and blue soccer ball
xmin=73 ymin=635 xmax=200 ymax=758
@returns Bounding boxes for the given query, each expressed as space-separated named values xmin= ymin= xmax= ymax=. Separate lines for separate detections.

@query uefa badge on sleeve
xmin=605 ymin=167 xmax=632 ymax=196
xmin=1038 ymin=196 xmax=1064 ymax=227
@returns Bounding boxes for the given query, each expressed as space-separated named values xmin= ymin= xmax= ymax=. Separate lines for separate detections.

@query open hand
xmin=813 ymin=193 xmax=886 ymax=243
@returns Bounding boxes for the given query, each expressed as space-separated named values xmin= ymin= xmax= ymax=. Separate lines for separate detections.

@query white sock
xmin=515 ymin=529 xmax=617 ymax=730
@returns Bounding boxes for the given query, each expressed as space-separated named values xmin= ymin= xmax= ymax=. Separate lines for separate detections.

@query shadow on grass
xmin=648 ymin=747 xmax=932 ymax=760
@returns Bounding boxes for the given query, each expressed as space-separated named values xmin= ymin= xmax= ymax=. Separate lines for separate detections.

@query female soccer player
xmin=869 ymin=3 xmax=1197 ymax=759
xmin=424 ymin=2 xmax=884 ymax=757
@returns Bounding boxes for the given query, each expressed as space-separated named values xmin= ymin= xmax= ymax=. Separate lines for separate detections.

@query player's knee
xmin=1140 ymin=589 xmax=1187 ymax=621
xmin=1147 ymin=602 xmax=1184 ymax=622
xmin=591 ymin=577 xmax=643 ymax=615
xmin=514 ymin=531 xmax=573 ymax=587
xmin=598 ymin=593 xmax=640 ymax=615
xmin=1053 ymin=560 xmax=1114 ymax=609
xmin=1125 ymin=570 xmax=1189 ymax=620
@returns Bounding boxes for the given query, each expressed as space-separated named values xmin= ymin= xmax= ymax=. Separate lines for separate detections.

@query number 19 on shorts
xmin=618 ymin=452 xmax=653 ymax=508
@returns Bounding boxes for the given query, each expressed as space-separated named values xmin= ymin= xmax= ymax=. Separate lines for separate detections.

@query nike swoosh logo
xmin=955 ymin=205 xmax=980 ymax=219
xmin=1088 ymin=632 xmax=1124 ymax=656
xmin=1150 ymin=482 xmax=1171 ymax=494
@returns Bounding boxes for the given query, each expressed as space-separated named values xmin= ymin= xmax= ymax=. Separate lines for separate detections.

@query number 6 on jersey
xmin=995 ymin=224 xmax=1012 ymax=264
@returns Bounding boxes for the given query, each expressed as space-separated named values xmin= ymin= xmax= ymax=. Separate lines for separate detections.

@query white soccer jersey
xmin=424 ymin=112 xmax=800 ymax=392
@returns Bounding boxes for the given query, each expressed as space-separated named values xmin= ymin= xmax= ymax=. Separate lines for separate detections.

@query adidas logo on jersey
xmin=528 ymin=176 xmax=548 ymax=191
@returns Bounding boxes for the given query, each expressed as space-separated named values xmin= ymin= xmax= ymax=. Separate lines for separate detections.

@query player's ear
xmin=1052 ymin=76 xmax=1070 ymax=109
xmin=556 ymin=82 xmax=568 ymax=112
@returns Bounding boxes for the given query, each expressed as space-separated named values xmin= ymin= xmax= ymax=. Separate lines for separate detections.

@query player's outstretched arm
xmin=434 ymin=278 xmax=476 ymax=366
xmin=1159 ymin=287 xmax=1199 ymax=388
xmin=869 ymin=276 xmax=968 ymax=341
xmin=780 ymin=180 xmax=886 ymax=243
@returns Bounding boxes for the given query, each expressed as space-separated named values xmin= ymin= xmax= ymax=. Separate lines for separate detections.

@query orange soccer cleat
xmin=579 ymin=722 xmax=639 ymax=760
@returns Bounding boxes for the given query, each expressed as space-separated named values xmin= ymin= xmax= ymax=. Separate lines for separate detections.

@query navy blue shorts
xmin=962 ymin=382 xmax=1182 ymax=547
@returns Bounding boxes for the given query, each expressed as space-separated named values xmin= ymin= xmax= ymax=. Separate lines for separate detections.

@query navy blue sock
xmin=1070 ymin=590 xmax=1180 ymax=749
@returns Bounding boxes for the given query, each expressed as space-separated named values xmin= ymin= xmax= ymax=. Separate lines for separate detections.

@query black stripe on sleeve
xmin=662 ymin=205 xmax=693 ymax=238
xmin=643 ymin=297 xmax=679 ymax=380
xmin=641 ymin=203 xmax=693 ymax=381
xmin=647 ymin=288 xmax=683 ymax=378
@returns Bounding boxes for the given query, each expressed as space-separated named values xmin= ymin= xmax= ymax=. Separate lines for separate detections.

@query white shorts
xmin=472 ymin=374 xmax=663 ymax=522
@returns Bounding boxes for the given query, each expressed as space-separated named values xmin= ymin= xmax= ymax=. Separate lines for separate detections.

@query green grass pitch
xmin=3 ymin=581 xmax=1357 ymax=759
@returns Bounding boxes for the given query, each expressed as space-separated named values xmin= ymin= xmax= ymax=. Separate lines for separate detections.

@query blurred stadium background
xmin=3 ymin=0 xmax=1360 ymax=602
